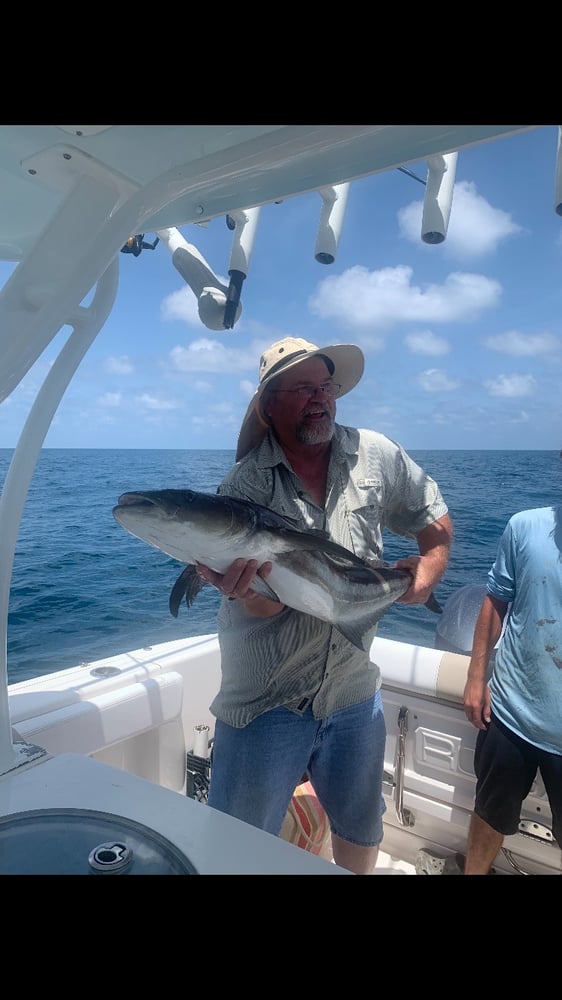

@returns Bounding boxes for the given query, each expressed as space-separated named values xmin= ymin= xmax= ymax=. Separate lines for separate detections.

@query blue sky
xmin=2 ymin=125 xmax=562 ymax=451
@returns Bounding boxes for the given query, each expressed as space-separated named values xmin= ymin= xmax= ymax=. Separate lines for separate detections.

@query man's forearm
xmin=468 ymin=594 xmax=507 ymax=680
xmin=416 ymin=514 xmax=453 ymax=582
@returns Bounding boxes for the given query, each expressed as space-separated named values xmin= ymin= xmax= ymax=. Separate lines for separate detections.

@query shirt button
xmin=331 ymin=643 xmax=337 ymax=651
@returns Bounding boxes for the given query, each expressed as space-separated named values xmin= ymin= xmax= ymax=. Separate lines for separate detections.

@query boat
xmin=1 ymin=124 xmax=560 ymax=875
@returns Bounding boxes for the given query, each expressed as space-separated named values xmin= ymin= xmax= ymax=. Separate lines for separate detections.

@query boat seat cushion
xmin=12 ymin=672 xmax=184 ymax=756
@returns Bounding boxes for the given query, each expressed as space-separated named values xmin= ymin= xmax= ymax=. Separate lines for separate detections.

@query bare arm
xmin=463 ymin=593 xmax=508 ymax=729
xmin=394 ymin=513 xmax=453 ymax=605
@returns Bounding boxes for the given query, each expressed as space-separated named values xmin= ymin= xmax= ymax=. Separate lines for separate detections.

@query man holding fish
xmin=195 ymin=336 xmax=453 ymax=875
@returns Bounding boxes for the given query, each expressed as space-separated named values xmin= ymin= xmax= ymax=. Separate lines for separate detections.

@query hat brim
xmin=235 ymin=343 xmax=364 ymax=462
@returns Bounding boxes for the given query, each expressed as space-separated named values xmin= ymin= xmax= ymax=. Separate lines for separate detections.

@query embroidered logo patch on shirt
xmin=357 ymin=479 xmax=381 ymax=489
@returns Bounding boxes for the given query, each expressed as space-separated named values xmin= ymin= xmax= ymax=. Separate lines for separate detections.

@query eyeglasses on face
xmin=272 ymin=380 xmax=342 ymax=400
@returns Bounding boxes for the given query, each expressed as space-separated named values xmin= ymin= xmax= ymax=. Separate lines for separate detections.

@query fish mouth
xmin=117 ymin=492 xmax=154 ymax=506
xmin=114 ymin=490 xmax=195 ymax=520
xmin=115 ymin=492 xmax=178 ymax=516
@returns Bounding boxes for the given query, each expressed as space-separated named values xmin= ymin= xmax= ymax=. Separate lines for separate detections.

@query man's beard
xmin=295 ymin=411 xmax=335 ymax=445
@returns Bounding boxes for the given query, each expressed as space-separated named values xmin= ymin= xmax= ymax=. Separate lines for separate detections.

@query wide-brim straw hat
xmin=236 ymin=337 xmax=365 ymax=461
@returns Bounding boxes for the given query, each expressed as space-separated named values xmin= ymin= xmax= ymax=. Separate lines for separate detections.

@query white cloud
xmin=135 ymin=393 xmax=177 ymax=411
xmin=192 ymin=411 xmax=239 ymax=429
xmin=417 ymin=369 xmax=460 ymax=392
xmin=106 ymin=356 xmax=133 ymax=375
xmin=169 ymin=337 xmax=263 ymax=375
xmin=161 ymin=287 xmax=201 ymax=326
xmin=170 ymin=338 xmax=247 ymax=373
xmin=483 ymin=330 xmax=562 ymax=356
xmin=97 ymin=392 xmax=122 ymax=407
xmin=309 ymin=265 xmax=501 ymax=329
xmin=398 ymin=179 xmax=523 ymax=260
xmin=240 ymin=378 xmax=255 ymax=399
xmin=210 ymin=400 xmax=236 ymax=414
xmin=357 ymin=334 xmax=387 ymax=354
xmin=484 ymin=374 xmax=536 ymax=397
xmin=405 ymin=330 xmax=450 ymax=356
xmin=192 ymin=378 xmax=213 ymax=392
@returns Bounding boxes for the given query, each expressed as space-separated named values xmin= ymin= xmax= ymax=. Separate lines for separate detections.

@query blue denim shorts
xmin=208 ymin=691 xmax=387 ymax=847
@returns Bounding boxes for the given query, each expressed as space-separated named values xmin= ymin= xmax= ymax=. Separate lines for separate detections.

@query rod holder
xmin=315 ymin=183 xmax=350 ymax=264
xmin=422 ymin=152 xmax=458 ymax=244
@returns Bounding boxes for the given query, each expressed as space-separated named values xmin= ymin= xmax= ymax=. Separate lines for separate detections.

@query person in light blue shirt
xmin=463 ymin=505 xmax=562 ymax=874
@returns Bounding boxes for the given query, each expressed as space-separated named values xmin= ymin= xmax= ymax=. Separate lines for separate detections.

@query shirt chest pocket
xmin=347 ymin=503 xmax=383 ymax=562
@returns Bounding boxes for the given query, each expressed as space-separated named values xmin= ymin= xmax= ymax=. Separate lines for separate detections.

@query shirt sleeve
xmin=486 ymin=518 xmax=516 ymax=603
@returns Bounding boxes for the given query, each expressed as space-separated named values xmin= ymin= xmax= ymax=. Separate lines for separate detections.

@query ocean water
xmin=1 ymin=448 xmax=561 ymax=684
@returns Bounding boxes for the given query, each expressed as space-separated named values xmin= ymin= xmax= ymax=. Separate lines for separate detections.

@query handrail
xmin=0 ymin=260 xmax=118 ymax=774
xmin=395 ymin=706 xmax=414 ymax=827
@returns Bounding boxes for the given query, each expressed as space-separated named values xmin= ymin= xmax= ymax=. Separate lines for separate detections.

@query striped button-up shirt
xmin=210 ymin=424 xmax=448 ymax=727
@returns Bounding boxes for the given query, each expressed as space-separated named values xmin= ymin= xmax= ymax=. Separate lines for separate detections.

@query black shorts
xmin=473 ymin=712 xmax=562 ymax=848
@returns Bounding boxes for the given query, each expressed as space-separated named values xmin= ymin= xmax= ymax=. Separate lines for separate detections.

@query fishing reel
xmin=120 ymin=234 xmax=160 ymax=257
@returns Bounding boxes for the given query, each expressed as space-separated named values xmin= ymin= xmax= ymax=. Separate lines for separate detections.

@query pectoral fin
xmin=169 ymin=563 xmax=282 ymax=617
xmin=246 ymin=574 xmax=283 ymax=603
xmin=169 ymin=565 xmax=205 ymax=617
xmin=335 ymin=620 xmax=380 ymax=653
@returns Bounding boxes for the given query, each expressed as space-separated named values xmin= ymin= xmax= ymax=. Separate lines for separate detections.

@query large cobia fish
xmin=113 ymin=488 xmax=442 ymax=653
